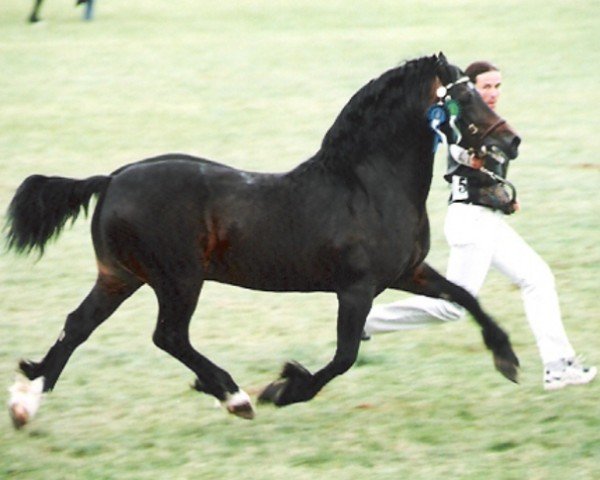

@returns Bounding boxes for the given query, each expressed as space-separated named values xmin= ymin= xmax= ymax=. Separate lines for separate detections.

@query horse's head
xmin=433 ymin=53 xmax=520 ymax=162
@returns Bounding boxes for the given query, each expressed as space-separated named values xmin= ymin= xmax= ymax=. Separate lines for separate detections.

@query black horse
xmin=6 ymin=54 xmax=520 ymax=427
xmin=28 ymin=0 xmax=88 ymax=23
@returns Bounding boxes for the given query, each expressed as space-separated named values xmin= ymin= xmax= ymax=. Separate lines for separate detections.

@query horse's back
xmin=109 ymin=154 xmax=242 ymax=191
xmin=105 ymin=154 xmax=270 ymax=211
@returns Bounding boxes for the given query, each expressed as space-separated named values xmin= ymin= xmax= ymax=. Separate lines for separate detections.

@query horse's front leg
xmin=392 ymin=262 xmax=519 ymax=382
xmin=259 ymin=283 xmax=374 ymax=406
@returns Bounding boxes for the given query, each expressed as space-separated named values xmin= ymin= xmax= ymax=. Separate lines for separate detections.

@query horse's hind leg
xmin=151 ymin=279 xmax=254 ymax=419
xmin=9 ymin=273 xmax=141 ymax=428
xmin=392 ymin=262 xmax=519 ymax=382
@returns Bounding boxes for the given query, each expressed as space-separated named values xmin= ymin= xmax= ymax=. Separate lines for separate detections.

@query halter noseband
xmin=479 ymin=118 xmax=506 ymax=141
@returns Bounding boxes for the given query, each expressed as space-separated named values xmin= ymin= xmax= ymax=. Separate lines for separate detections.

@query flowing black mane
xmin=290 ymin=55 xmax=438 ymax=186
xmin=320 ymin=55 xmax=437 ymax=164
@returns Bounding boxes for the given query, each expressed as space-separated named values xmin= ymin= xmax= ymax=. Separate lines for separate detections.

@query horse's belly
xmin=206 ymin=265 xmax=332 ymax=293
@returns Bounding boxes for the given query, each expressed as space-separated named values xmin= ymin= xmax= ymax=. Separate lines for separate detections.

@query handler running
xmin=364 ymin=60 xmax=597 ymax=391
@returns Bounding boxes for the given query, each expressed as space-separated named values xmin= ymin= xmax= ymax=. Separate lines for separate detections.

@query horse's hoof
xmin=257 ymin=378 xmax=288 ymax=405
xmin=258 ymin=361 xmax=314 ymax=406
xmin=491 ymin=343 xmax=520 ymax=383
xmin=19 ymin=359 xmax=40 ymax=379
xmin=222 ymin=390 xmax=255 ymax=420
xmin=494 ymin=356 xmax=519 ymax=384
xmin=7 ymin=374 xmax=44 ymax=429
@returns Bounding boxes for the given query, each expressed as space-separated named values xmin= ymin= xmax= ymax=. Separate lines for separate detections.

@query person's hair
xmin=464 ymin=61 xmax=499 ymax=83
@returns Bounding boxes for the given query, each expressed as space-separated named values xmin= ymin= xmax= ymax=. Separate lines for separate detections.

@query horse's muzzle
xmin=485 ymin=122 xmax=521 ymax=161
xmin=509 ymin=135 xmax=521 ymax=159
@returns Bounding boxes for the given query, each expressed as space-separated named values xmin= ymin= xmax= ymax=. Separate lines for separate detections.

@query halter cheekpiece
xmin=427 ymin=76 xmax=470 ymax=154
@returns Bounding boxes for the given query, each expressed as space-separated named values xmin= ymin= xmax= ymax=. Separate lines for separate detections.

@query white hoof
xmin=8 ymin=374 xmax=44 ymax=429
xmin=221 ymin=390 xmax=255 ymax=420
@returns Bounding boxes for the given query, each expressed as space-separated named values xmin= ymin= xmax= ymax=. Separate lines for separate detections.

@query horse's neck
xmin=288 ymin=141 xmax=434 ymax=212
xmin=359 ymin=144 xmax=435 ymax=203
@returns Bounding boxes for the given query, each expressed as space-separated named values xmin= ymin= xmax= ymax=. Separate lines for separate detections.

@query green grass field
xmin=1 ymin=1 xmax=599 ymax=479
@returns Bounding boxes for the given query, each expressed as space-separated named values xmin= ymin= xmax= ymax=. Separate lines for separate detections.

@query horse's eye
xmin=456 ymin=89 xmax=473 ymax=104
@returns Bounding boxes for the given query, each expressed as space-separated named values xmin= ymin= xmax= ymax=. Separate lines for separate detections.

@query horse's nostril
xmin=511 ymin=136 xmax=521 ymax=157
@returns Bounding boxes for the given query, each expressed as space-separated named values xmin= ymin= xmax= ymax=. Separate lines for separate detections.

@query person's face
xmin=474 ymin=70 xmax=502 ymax=110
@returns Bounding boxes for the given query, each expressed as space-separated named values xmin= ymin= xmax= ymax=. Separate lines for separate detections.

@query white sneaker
xmin=544 ymin=357 xmax=597 ymax=391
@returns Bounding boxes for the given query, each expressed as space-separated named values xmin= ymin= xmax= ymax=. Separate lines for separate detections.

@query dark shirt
xmin=444 ymin=153 xmax=515 ymax=213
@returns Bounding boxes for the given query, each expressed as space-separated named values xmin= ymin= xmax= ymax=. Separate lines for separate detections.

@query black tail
xmin=5 ymin=174 xmax=111 ymax=255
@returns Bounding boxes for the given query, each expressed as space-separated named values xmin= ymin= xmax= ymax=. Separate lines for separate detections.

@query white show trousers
xmin=365 ymin=203 xmax=575 ymax=365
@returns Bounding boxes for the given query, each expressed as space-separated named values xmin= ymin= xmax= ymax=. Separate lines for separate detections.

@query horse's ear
xmin=435 ymin=52 xmax=451 ymax=83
